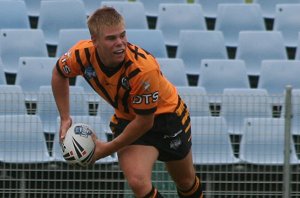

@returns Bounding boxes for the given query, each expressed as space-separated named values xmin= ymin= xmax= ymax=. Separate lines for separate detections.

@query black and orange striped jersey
xmin=56 ymin=40 xmax=179 ymax=121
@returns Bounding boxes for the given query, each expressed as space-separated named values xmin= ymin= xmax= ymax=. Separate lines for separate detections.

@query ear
xmin=91 ymin=35 xmax=97 ymax=47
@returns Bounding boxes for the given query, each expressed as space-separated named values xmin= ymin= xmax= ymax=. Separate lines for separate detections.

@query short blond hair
xmin=87 ymin=7 xmax=125 ymax=37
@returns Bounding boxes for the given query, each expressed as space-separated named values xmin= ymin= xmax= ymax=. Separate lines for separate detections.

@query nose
xmin=116 ymin=35 xmax=126 ymax=46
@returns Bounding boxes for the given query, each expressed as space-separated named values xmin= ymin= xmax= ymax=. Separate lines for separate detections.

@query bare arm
xmin=51 ymin=67 xmax=72 ymax=141
xmin=93 ymin=113 xmax=154 ymax=160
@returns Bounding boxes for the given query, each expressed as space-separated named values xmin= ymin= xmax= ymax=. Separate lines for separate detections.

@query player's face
xmin=94 ymin=23 xmax=127 ymax=68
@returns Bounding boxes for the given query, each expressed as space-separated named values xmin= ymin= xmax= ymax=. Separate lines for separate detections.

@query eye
xmin=107 ymin=36 xmax=116 ymax=41
xmin=120 ymin=32 xmax=126 ymax=38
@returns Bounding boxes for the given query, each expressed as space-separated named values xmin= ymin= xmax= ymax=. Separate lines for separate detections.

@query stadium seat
xmin=52 ymin=115 xmax=117 ymax=164
xmin=176 ymin=30 xmax=227 ymax=76
xmin=126 ymin=29 xmax=168 ymax=58
xmin=0 ymin=29 xmax=48 ymax=75
xmin=36 ymin=86 xmax=59 ymax=135
xmin=137 ymin=0 xmax=186 ymax=18
xmin=0 ymin=114 xmax=51 ymax=163
xmin=257 ymin=60 xmax=300 ymax=104
xmin=15 ymin=57 xmax=57 ymax=101
xmin=37 ymin=0 xmax=87 ymax=46
xmin=22 ymin=0 xmax=42 ymax=18
xmin=0 ymin=0 xmax=30 ymax=29
xmin=198 ymin=59 xmax=250 ymax=102
xmin=75 ymin=76 xmax=100 ymax=104
xmin=97 ymin=97 xmax=115 ymax=133
xmin=235 ymin=31 xmax=287 ymax=77
xmin=273 ymin=4 xmax=300 ymax=48
xmin=239 ymin=117 xmax=299 ymax=165
xmin=0 ymin=85 xmax=27 ymax=115
xmin=100 ymin=1 xmax=148 ymax=29
xmin=0 ymin=59 xmax=7 ymax=85
xmin=191 ymin=116 xmax=240 ymax=165
xmin=220 ymin=88 xmax=273 ymax=135
xmin=291 ymin=89 xmax=300 ymax=135
xmin=75 ymin=76 xmax=95 ymax=94
xmin=215 ymin=3 xmax=265 ymax=47
xmin=194 ymin=0 xmax=245 ymax=19
xmin=36 ymin=86 xmax=90 ymax=134
xmin=253 ymin=0 xmax=300 ymax=20
xmin=84 ymin=0 xmax=126 ymax=16
xmin=295 ymin=33 xmax=300 ymax=60
xmin=156 ymin=58 xmax=188 ymax=86
xmin=56 ymin=29 xmax=90 ymax=57
xmin=176 ymin=86 xmax=211 ymax=117
xmin=156 ymin=3 xmax=206 ymax=47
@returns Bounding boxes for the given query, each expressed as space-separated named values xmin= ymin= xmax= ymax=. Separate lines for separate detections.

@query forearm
xmin=51 ymin=67 xmax=70 ymax=121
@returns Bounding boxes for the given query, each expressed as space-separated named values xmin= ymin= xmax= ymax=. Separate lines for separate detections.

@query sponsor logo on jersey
xmin=143 ymin=81 xmax=151 ymax=92
xmin=169 ymin=137 xmax=182 ymax=150
xmin=63 ymin=65 xmax=71 ymax=74
xmin=84 ymin=66 xmax=96 ymax=79
xmin=121 ymin=77 xmax=130 ymax=90
xmin=132 ymin=91 xmax=158 ymax=104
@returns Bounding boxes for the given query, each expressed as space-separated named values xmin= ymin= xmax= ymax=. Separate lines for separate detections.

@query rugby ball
xmin=61 ymin=123 xmax=96 ymax=167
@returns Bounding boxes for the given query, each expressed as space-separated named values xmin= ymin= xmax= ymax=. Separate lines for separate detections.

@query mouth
xmin=113 ymin=49 xmax=125 ymax=55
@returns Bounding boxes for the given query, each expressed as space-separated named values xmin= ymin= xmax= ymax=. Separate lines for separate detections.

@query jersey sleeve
xmin=130 ymin=69 xmax=159 ymax=115
xmin=55 ymin=47 xmax=83 ymax=78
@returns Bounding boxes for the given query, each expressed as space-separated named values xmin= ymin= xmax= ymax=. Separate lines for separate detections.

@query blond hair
xmin=87 ymin=7 xmax=125 ymax=37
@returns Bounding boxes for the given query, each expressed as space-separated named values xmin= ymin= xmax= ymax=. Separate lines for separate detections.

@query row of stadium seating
xmin=0 ymin=113 xmax=299 ymax=166
xmin=3 ymin=0 xmax=300 ymax=43
xmin=5 ymin=0 xmax=300 ymax=27
xmin=1 ymin=84 xmax=299 ymax=135
xmin=0 ymin=54 xmax=299 ymax=93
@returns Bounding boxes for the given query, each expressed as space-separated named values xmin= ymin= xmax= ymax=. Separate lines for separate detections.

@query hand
xmin=90 ymin=138 xmax=108 ymax=164
xmin=59 ymin=117 xmax=72 ymax=143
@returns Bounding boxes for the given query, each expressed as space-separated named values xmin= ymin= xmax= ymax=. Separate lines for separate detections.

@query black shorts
xmin=110 ymin=99 xmax=192 ymax=162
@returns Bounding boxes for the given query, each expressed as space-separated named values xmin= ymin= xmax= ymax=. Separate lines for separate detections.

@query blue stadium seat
xmin=273 ymin=4 xmax=300 ymax=48
xmin=0 ymin=114 xmax=51 ymax=163
xmin=23 ymin=0 xmax=42 ymax=18
xmin=0 ymin=59 xmax=7 ymax=85
xmin=97 ymin=97 xmax=115 ymax=133
xmin=176 ymin=30 xmax=227 ymax=76
xmin=157 ymin=58 xmax=188 ymax=86
xmin=220 ymin=88 xmax=272 ymax=135
xmin=195 ymin=0 xmax=245 ymax=19
xmin=253 ymin=0 xmax=300 ymax=19
xmin=84 ymin=0 xmax=126 ymax=16
xmin=176 ymin=86 xmax=211 ymax=117
xmin=295 ymin=33 xmax=300 ymax=60
xmin=0 ymin=85 xmax=27 ymax=115
xmin=137 ymin=0 xmax=186 ymax=18
xmin=56 ymin=29 xmax=90 ymax=57
xmin=215 ymin=3 xmax=265 ymax=47
xmin=198 ymin=59 xmax=250 ymax=102
xmin=36 ymin=86 xmax=90 ymax=134
xmin=126 ymin=29 xmax=168 ymax=58
xmin=100 ymin=1 xmax=148 ymax=29
xmin=191 ymin=116 xmax=240 ymax=165
xmin=37 ymin=0 xmax=87 ymax=46
xmin=0 ymin=0 xmax=30 ymax=29
xmin=0 ymin=29 xmax=48 ymax=75
xmin=15 ymin=57 xmax=57 ymax=101
xmin=156 ymin=3 xmax=206 ymax=47
xmin=239 ymin=117 xmax=299 ymax=165
xmin=75 ymin=76 xmax=96 ymax=94
xmin=257 ymin=60 xmax=300 ymax=104
xmin=291 ymin=89 xmax=300 ymax=135
xmin=235 ymin=31 xmax=287 ymax=77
